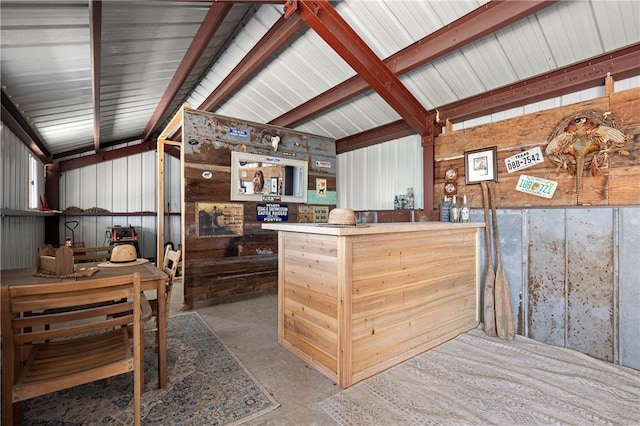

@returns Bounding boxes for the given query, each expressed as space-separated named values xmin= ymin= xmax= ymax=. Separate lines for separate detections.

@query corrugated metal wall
xmin=1 ymin=123 xmax=46 ymax=269
xmin=337 ymin=134 xmax=423 ymax=210
xmin=469 ymin=207 xmax=640 ymax=370
xmin=58 ymin=149 xmax=182 ymax=260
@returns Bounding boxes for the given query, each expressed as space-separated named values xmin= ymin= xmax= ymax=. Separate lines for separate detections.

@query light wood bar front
xmin=262 ymin=222 xmax=484 ymax=388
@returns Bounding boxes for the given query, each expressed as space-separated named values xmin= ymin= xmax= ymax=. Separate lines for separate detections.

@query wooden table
xmin=263 ymin=222 xmax=483 ymax=388
xmin=0 ymin=261 xmax=169 ymax=389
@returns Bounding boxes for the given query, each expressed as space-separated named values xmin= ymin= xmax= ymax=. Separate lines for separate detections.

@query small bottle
xmin=460 ymin=195 xmax=470 ymax=223
xmin=440 ymin=196 xmax=451 ymax=222
xmin=450 ymin=195 xmax=460 ymax=223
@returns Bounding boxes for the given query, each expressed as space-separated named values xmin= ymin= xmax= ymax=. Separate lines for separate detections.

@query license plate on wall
xmin=505 ymin=147 xmax=544 ymax=173
xmin=515 ymin=175 xmax=558 ymax=198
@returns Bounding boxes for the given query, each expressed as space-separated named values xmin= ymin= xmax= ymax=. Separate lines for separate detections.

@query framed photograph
xmin=464 ymin=146 xmax=498 ymax=184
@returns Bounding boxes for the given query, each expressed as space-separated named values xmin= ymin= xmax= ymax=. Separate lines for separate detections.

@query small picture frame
xmin=464 ymin=146 xmax=498 ymax=184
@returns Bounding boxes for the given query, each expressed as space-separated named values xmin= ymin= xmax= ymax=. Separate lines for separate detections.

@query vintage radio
xmin=110 ymin=225 xmax=137 ymax=242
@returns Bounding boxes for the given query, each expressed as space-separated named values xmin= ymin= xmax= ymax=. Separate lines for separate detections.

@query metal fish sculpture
xmin=545 ymin=110 xmax=629 ymax=204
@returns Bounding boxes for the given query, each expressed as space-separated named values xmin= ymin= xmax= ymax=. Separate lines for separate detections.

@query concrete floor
xmin=169 ymin=280 xmax=341 ymax=425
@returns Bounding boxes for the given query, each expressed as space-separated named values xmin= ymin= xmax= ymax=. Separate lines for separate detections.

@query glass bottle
xmin=460 ymin=194 xmax=470 ymax=223
xmin=450 ymin=195 xmax=460 ymax=223
xmin=440 ymin=196 xmax=451 ymax=222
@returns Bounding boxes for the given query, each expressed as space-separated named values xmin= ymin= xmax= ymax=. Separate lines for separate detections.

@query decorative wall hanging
xmin=196 ymin=203 xmax=244 ymax=237
xmin=298 ymin=205 xmax=329 ymax=223
xmin=545 ymin=110 xmax=630 ymax=203
xmin=465 ymin=146 xmax=498 ymax=184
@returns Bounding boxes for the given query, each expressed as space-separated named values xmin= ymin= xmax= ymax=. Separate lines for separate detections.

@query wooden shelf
xmin=1 ymin=208 xmax=60 ymax=217
xmin=60 ymin=211 xmax=181 ymax=217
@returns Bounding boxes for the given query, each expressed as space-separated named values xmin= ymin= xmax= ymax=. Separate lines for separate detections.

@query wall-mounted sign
xmin=257 ymin=203 xmax=288 ymax=222
xmin=196 ymin=203 xmax=244 ymax=237
xmin=298 ymin=205 xmax=329 ymax=223
xmin=505 ymin=147 xmax=544 ymax=173
xmin=229 ymin=129 xmax=248 ymax=138
xmin=315 ymin=160 xmax=332 ymax=168
xmin=202 ymin=171 xmax=213 ymax=179
xmin=282 ymin=151 xmax=297 ymax=157
xmin=316 ymin=178 xmax=327 ymax=198
xmin=515 ymin=175 xmax=558 ymax=199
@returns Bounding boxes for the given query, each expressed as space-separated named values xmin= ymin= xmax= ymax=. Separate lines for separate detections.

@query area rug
xmin=23 ymin=312 xmax=279 ymax=425
xmin=319 ymin=327 xmax=640 ymax=425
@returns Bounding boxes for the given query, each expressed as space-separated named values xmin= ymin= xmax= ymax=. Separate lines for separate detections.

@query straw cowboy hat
xmin=97 ymin=244 xmax=148 ymax=267
xmin=320 ymin=208 xmax=368 ymax=227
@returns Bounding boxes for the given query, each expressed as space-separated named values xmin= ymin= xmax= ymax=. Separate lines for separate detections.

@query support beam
xmin=142 ymin=3 xmax=232 ymax=141
xmin=1 ymin=91 xmax=51 ymax=164
xmin=60 ymin=140 xmax=157 ymax=172
xmin=336 ymin=43 xmax=640 ymax=153
xmin=439 ymin=42 xmax=640 ymax=124
xmin=89 ymin=0 xmax=102 ymax=152
xmin=285 ymin=0 xmax=432 ymax=136
xmin=272 ymin=0 xmax=555 ymax=128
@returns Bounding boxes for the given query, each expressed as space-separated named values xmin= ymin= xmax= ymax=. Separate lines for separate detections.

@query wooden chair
xmin=146 ymin=247 xmax=181 ymax=349
xmin=72 ymin=245 xmax=112 ymax=263
xmin=1 ymin=273 xmax=149 ymax=426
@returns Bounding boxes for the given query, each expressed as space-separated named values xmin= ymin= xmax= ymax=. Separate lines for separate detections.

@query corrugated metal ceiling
xmin=1 ymin=1 xmax=639 ymax=164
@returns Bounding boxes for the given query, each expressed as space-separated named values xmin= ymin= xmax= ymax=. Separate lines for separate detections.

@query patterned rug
xmin=319 ymin=327 xmax=640 ymax=425
xmin=23 ymin=312 xmax=279 ymax=425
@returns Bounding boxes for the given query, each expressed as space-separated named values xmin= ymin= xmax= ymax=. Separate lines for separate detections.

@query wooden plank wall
xmin=434 ymin=88 xmax=640 ymax=209
xmin=182 ymin=109 xmax=336 ymax=308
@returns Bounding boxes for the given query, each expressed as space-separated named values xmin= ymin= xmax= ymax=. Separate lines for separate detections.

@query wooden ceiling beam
xmin=142 ymin=3 xmax=233 ymax=141
xmin=272 ymin=0 xmax=555 ymax=128
xmin=285 ymin=0 xmax=432 ymax=136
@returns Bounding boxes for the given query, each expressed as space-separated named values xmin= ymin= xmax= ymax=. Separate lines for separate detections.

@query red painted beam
xmin=336 ymin=42 xmax=640 ymax=154
xmin=142 ymin=2 xmax=232 ymax=141
xmin=439 ymin=42 xmax=640 ymax=123
xmin=198 ymin=13 xmax=305 ymax=112
xmin=335 ymin=120 xmax=415 ymax=155
xmin=59 ymin=141 xmax=157 ymax=172
xmin=286 ymin=0 xmax=432 ymax=136
xmin=272 ymin=0 xmax=555 ymax=128
xmin=89 ymin=0 xmax=102 ymax=152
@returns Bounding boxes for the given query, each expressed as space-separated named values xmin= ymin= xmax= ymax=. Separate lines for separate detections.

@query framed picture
xmin=464 ymin=146 xmax=498 ymax=184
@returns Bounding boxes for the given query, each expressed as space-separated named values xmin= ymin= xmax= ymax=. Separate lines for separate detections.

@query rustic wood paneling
xmin=434 ymin=88 xmax=640 ymax=209
xmin=181 ymin=109 xmax=336 ymax=308
xmin=271 ymin=224 xmax=481 ymax=388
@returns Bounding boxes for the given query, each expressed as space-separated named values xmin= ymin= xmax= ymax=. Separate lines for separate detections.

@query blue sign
xmin=229 ymin=128 xmax=248 ymax=138
xmin=257 ymin=204 xmax=288 ymax=222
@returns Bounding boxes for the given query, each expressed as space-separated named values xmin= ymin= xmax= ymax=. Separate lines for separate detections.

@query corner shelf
xmin=1 ymin=208 xmax=60 ymax=217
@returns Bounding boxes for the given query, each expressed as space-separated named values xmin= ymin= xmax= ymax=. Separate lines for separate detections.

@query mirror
xmin=230 ymin=151 xmax=308 ymax=203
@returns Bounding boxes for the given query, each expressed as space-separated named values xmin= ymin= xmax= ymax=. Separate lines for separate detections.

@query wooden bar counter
xmin=262 ymin=221 xmax=484 ymax=388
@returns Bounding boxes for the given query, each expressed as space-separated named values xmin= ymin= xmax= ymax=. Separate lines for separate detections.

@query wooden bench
xmin=73 ymin=245 xmax=112 ymax=263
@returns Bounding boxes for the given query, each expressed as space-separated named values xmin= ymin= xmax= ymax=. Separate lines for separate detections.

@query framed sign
xmin=465 ymin=146 xmax=498 ymax=184
xmin=196 ymin=203 xmax=244 ymax=237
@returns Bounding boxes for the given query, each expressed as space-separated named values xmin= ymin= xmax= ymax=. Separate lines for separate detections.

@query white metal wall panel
xmin=57 ymin=151 xmax=180 ymax=259
xmin=337 ymin=134 xmax=422 ymax=210
xmin=1 ymin=125 xmax=46 ymax=269
xmin=618 ymin=207 xmax=640 ymax=369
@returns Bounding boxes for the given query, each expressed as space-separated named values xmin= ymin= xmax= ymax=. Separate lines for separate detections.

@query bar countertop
xmin=262 ymin=221 xmax=483 ymax=235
